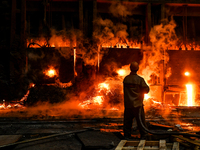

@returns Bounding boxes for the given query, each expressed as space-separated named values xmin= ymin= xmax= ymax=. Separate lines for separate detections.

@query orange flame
xmin=101 ymin=40 xmax=141 ymax=49
xmin=98 ymin=82 xmax=110 ymax=92
xmin=93 ymin=96 xmax=103 ymax=105
xmin=27 ymin=37 xmax=72 ymax=48
xmin=78 ymin=81 xmax=111 ymax=109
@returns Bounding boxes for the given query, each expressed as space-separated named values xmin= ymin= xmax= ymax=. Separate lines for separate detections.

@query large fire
xmin=27 ymin=37 xmax=200 ymax=51
xmin=27 ymin=38 xmax=71 ymax=48
xmin=78 ymin=81 xmax=115 ymax=109
xmin=4 ymin=15 xmax=200 ymax=121
xmin=0 ymin=63 xmax=198 ymax=112
xmin=27 ymin=38 xmax=142 ymax=49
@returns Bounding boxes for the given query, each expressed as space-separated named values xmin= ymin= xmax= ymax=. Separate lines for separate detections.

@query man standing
xmin=123 ymin=61 xmax=150 ymax=139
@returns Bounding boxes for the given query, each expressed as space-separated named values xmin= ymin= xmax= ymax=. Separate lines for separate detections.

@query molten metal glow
xmin=186 ymin=84 xmax=194 ymax=106
xmin=144 ymin=94 xmax=150 ymax=100
xmin=79 ymin=81 xmax=112 ymax=109
xmin=184 ymin=72 xmax=190 ymax=76
xmin=45 ymin=68 xmax=57 ymax=78
xmin=93 ymin=96 xmax=103 ymax=105
xmin=98 ymin=82 xmax=110 ymax=91
xmin=117 ymin=69 xmax=126 ymax=76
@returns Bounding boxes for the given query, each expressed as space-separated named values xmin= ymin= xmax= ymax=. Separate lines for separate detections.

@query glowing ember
xmin=79 ymin=81 xmax=112 ymax=109
xmin=110 ymin=107 xmax=119 ymax=110
xmin=44 ymin=67 xmax=57 ymax=78
xmin=27 ymin=37 xmax=71 ymax=48
xmin=98 ymin=82 xmax=109 ymax=91
xmin=98 ymin=82 xmax=112 ymax=95
xmin=186 ymin=84 xmax=194 ymax=106
xmin=184 ymin=72 xmax=190 ymax=76
xmin=93 ymin=96 xmax=103 ymax=105
xmin=31 ymin=83 xmax=35 ymax=87
xmin=0 ymin=100 xmax=5 ymax=109
xmin=78 ymin=96 xmax=103 ymax=108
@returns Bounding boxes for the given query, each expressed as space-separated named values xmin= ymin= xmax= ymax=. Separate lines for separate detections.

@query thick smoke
xmin=109 ymin=1 xmax=135 ymax=18
xmin=139 ymin=19 xmax=177 ymax=82
xmin=93 ymin=2 xmax=132 ymax=47
xmin=93 ymin=18 xmax=115 ymax=46
xmin=49 ymin=28 xmax=81 ymax=59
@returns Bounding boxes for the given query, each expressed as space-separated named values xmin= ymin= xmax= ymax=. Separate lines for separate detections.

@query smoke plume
xmin=109 ymin=1 xmax=134 ymax=18
xmin=139 ymin=19 xmax=177 ymax=82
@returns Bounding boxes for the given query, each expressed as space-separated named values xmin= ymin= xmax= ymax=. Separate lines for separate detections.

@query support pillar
xmin=183 ymin=5 xmax=187 ymax=50
xmin=161 ymin=3 xmax=166 ymax=104
xmin=161 ymin=3 xmax=165 ymax=22
xmin=62 ymin=14 xmax=66 ymax=30
xmin=79 ymin=0 xmax=83 ymax=32
xmin=93 ymin=0 xmax=97 ymax=32
xmin=21 ymin=0 xmax=26 ymax=49
xmin=160 ymin=54 xmax=165 ymax=104
xmin=145 ymin=3 xmax=151 ymax=45
xmin=10 ymin=0 xmax=16 ymax=48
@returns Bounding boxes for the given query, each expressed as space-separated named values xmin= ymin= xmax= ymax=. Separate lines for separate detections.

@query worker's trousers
xmin=123 ymin=106 xmax=147 ymax=138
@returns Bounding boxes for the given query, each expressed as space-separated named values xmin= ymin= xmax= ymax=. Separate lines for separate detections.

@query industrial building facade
xmin=1 ymin=0 xmax=200 ymax=105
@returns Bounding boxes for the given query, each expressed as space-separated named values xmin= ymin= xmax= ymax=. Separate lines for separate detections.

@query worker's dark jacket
xmin=123 ymin=72 xmax=150 ymax=108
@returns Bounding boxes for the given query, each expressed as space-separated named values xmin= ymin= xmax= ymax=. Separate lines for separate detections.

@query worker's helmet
xmin=130 ymin=61 xmax=139 ymax=71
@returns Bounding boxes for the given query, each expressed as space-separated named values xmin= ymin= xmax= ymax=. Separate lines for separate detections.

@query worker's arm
xmin=141 ymin=78 xmax=150 ymax=94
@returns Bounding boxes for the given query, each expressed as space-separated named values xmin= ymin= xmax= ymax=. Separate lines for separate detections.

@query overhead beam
xmin=167 ymin=6 xmax=200 ymax=16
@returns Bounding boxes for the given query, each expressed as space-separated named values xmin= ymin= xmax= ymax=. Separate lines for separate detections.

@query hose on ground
xmin=139 ymin=107 xmax=200 ymax=138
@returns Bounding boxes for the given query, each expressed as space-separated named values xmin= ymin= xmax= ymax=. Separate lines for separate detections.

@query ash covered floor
xmin=0 ymin=108 xmax=199 ymax=150
xmin=0 ymin=118 xmax=123 ymax=150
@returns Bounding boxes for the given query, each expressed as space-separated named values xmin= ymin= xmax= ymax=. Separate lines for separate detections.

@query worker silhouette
xmin=123 ymin=61 xmax=150 ymax=139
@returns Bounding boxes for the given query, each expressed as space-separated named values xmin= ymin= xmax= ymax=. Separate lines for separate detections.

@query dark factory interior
xmin=1 ymin=0 xmax=200 ymax=149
